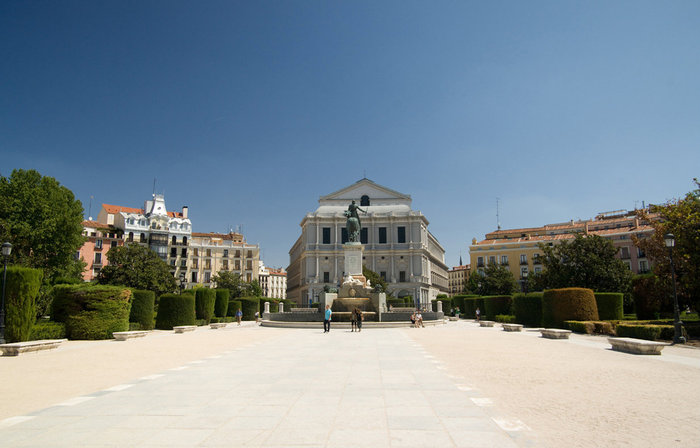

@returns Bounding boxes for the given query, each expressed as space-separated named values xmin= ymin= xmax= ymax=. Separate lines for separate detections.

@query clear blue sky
xmin=2 ymin=1 xmax=699 ymax=269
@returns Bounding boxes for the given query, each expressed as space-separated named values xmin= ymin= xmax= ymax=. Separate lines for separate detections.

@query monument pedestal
xmin=344 ymin=242 xmax=363 ymax=277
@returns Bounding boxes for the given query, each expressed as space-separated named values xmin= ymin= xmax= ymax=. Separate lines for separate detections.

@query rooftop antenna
xmin=88 ymin=195 xmax=94 ymax=220
xmin=496 ymin=198 xmax=502 ymax=231
xmin=152 ymin=178 xmax=157 ymax=196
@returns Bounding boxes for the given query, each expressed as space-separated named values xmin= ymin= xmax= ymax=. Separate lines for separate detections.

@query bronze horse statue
xmin=344 ymin=200 xmax=366 ymax=243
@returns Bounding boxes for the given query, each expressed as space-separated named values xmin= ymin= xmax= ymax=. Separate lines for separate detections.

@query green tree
xmin=363 ymin=265 xmax=389 ymax=294
xmin=537 ymin=234 xmax=632 ymax=293
xmin=0 ymin=169 xmax=85 ymax=281
xmin=212 ymin=270 xmax=248 ymax=297
xmin=97 ymin=244 xmax=176 ymax=296
xmin=634 ymin=179 xmax=700 ymax=311
xmin=245 ymin=279 xmax=263 ymax=297
xmin=464 ymin=264 xmax=517 ymax=295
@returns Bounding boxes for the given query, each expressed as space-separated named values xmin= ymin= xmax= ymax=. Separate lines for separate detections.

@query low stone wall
xmin=267 ymin=312 xmax=323 ymax=322
xmin=380 ymin=311 xmax=443 ymax=322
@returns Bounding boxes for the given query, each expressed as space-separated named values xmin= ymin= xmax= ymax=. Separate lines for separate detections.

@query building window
xmin=128 ymin=232 xmax=134 ymax=242
xmin=477 ymin=257 xmax=484 ymax=268
xmin=488 ymin=256 xmax=496 ymax=265
xmin=341 ymin=228 xmax=348 ymax=244
xmin=95 ymin=239 xmax=103 ymax=249
xmin=193 ymin=248 xmax=199 ymax=256
xmin=140 ymin=233 xmax=146 ymax=243
xmin=246 ymin=260 xmax=252 ymax=270
xmin=206 ymin=249 xmax=212 ymax=257
xmin=171 ymin=247 xmax=177 ymax=257
xmin=191 ymin=272 xmax=197 ymax=283
xmin=172 ymin=236 xmax=177 ymax=245
xmin=639 ymin=260 xmax=649 ymax=273
xmin=235 ymin=261 xmax=240 ymax=270
xmin=379 ymin=227 xmax=387 ymax=244
xmin=638 ymin=248 xmax=646 ymax=258
xmin=182 ymin=236 xmax=187 ymax=245
xmin=322 ymin=227 xmax=331 ymax=244
xmin=397 ymin=227 xmax=406 ymax=243
xmin=192 ymin=259 xmax=198 ymax=269
xmin=323 ymin=272 xmax=330 ymax=283
xmin=223 ymin=260 xmax=229 ymax=270
xmin=204 ymin=272 xmax=211 ymax=283
xmin=223 ymin=249 xmax=228 ymax=258
xmin=380 ymin=271 xmax=387 ymax=281
xmin=624 ymin=261 xmax=632 ymax=270
xmin=399 ymin=271 xmax=406 ymax=282
xmin=111 ymin=240 xmax=118 ymax=248
xmin=360 ymin=195 xmax=370 ymax=207
xmin=94 ymin=253 xmax=101 ymax=264
xmin=205 ymin=260 xmax=211 ymax=270
xmin=520 ymin=254 xmax=527 ymax=265
xmin=170 ymin=259 xmax=175 ymax=266
xmin=235 ymin=250 xmax=241 ymax=257
xmin=181 ymin=248 xmax=187 ymax=257
xmin=533 ymin=254 xmax=541 ymax=264
xmin=361 ymin=228 xmax=368 ymax=244
xmin=620 ymin=247 xmax=630 ymax=259
xmin=534 ymin=266 xmax=542 ymax=274
xmin=500 ymin=255 xmax=509 ymax=265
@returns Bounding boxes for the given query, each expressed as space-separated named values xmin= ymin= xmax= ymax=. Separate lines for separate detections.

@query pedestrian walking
xmin=350 ymin=307 xmax=358 ymax=332
xmin=236 ymin=308 xmax=242 ymax=326
xmin=356 ymin=308 xmax=363 ymax=332
xmin=255 ymin=311 xmax=260 ymax=324
xmin=324 ymin=304 xmax=332 ymax=333
xmin=475 ymin=307 xmax=481 ymax=321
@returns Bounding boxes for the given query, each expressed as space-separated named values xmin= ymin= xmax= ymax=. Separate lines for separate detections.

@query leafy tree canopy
xmin=211 ymin=271 xmax=262 ymax=297
xmin=363 ymin=265 xmax=389 ymax=294
xmin=536 ymin=233 xmax=632 ymax=293
xmin=97 ymin=244 xmax=176 ymax=296
xmin=634 ymin=179 xmax=700 ymax=310
xmin=0 ymin=169 xmax=86 ymax=281
xmin=465 ymin=263 xmax=518 ymax=295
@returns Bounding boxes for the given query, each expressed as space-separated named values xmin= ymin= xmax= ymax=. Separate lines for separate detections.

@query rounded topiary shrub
xmin=50 ymin=285 xmax=131 ymax=340
xmin=227 ymin=300 xmax=243 ymax=317
xmin=239 ymin=296 xmax=260 ymax=320
xmin=512 ymin=292 xmax=543 ymax=327
xmin=542 ymin=288 xmax=599 ymax=329
xmin=29 ymin=320 xmax=66 ymax=340
xmin=432 ymin=296 xmax=452 ymax=312
xmin=156 ymin=294 xmax=196 ymax=330
xmin=129 ymin=289 xmax=155 ymax=330
xmin=2 ymin=266 xmax=43 ymax=342
xmin=594 ymin=292 xmax=624 ymax=320
xmin=214 ymin=289 xmax=230 ymax=318
xmin=195 ymin=288 xmax=216 ymax=324
xmin=483 ymin=295 xmax=513 ymax=319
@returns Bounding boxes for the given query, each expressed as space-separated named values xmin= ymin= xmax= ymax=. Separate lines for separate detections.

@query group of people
xmin=323 ymin=305 xmax=363 ymax=333
xmin=410 ymin=310 xmax=424 ymax=328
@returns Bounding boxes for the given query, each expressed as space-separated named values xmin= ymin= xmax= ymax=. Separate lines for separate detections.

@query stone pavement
xmin=0 ymin=326 xmax=536 ymax=447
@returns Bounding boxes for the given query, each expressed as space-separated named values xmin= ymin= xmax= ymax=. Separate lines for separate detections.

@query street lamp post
xmin=664 ymin=234 xmax=685 ymax=344
xmin=179 ymin=272 xmax=186 ymax=294
xmin=522 ymin=271 xmax=529 ymax=294
xmin=1 ymin=242 xmax=12 ymax=344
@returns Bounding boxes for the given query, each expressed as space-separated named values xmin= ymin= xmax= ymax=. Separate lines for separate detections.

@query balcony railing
xmin=520 ymin=260 xmax=528 ymax=265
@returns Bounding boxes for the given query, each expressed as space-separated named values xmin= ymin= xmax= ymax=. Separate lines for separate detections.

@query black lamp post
xmin=179 ymin=272 xmax=186 ymax=294
xmin=1 ymin=242 xmax=12 ymax=344
xmin=522 ymin=271 xmax=529 ymax=294
xmin=664 ymin=233 xmax=685 ymax=344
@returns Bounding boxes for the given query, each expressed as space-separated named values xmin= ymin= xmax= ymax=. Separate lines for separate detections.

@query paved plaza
xmin=1 ymin=321 xmax=699 ymax=447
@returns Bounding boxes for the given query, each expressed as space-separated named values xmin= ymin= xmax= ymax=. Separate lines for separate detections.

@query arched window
xmin=183 ymin=236 xmax=188 ymax=245
xmin=360 ymin=195 xmax=370 ymax=206
xmin=128 ymin=232 xmax=134 ymax=242
xmin=172 ymin=236 xmax=177 ymax=245
xmin=140 ymin=233 xmax=146 ymax=243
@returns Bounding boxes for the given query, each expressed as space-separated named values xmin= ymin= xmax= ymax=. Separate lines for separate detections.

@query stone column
xmin=264 ymin=301 xmax=270 ymax=314
xmin=437 ymin=300 xmax=443 ymax=313
xmin=279 ymin=302 xmax=284 ymax=313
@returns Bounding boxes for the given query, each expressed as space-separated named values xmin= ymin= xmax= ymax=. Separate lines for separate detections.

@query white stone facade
xmin=287 ymin=179 xmax=448 ymax=307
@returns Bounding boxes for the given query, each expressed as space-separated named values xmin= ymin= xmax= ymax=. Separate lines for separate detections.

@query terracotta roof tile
xmin=102 ymin=203 xmax=183 ymax=218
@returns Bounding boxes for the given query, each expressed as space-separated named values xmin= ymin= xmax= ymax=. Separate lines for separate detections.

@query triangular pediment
xmin=320 ymin=179 xmax=411 ymax=202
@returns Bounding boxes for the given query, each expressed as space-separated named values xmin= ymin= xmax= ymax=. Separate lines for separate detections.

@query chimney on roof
xmin=182 ymin=206 xmax=188 ymax=219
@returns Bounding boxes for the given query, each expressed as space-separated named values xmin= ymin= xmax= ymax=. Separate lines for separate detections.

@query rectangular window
xmin=191 ymin=272 xmax=197 ymax=283
xmin=204 ymin=272 xmax=211 ymax=283
xmin=223 ymin=249 xmax=228 ymax=258
xmin=360 ymin=228 xmax=368 ymax=244
xmin=181 ymin=248 xmax=187 ymax=257
xmin=501 ymin=255 xmax=509 ymax=265
xmin=223 ymin=260 xmax=229 ymax=270
xmin=235 ymin=250 xmax=241 ymax=257
xmin=534 ymin=266 xmax=542 ymax=274
xmin=488 ymin=256 xmax=496 ymax=265
xmin=95 ymin=239 xmax=103 ymax=249
xmin=205 ymin=260 xmax=211 ymax=270
xmin=192 ymin=259 xmax=198 ymax=269
xmin=477 ymin=256 xmax=484 ymax=268
xmin=206 ymin=249 xmax=212 ymax=257
xmin=171 ymin=247 xmax=177 ymax=257
xmin=110 ymin=240 xmax=118 ymax=248
xmin=397 ymin=227 xmax=406 ymax=243
xmin=341 ymin=228 xmax=348 ymax=244
xmin=235 ymin=261 xmax=240 ymax=270
xmin=193 ymin=248 xmax=199 ymax=256
xmin=322 ymin=227 xmax=331 ymax=244
xmin=379 ymin=227 xmax=387 ymax=244
xmin=620 ymin=247 xmax=630 ymax=259
xmin=323 ymin=272 xmax=330 ymax=283
xmin=380 ymin=271 xmax=387 ymax=281
xmin=639 ymin=260 xmax=649 ymax=273
xmin=246 ymin=260 xmax=252 ymax=270
xmin=520 ymin=254 xmax=527 ymax=265
xmin=94 ymin=253 xmax=102 ymax=264
xmin=638 ymin=248 xmax=646 ymax=258
xmin=399 ymin=271 xmax=406 ymax=282
xmin=247 ymin=250 xmax=252 ymax=258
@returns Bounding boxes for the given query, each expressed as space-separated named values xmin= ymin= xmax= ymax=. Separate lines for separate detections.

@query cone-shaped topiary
xmin=195 ymin=288 xmax=216 ymax=324
xmin=2 ymin=266 xmax=43 ymax=342
xmin=156 ymin=294 xmax=196 ymax=330
xmin=129 ymin=289 xmax=155 ymax=330
xmin=214 ymin=289 xmax=230 ymax=318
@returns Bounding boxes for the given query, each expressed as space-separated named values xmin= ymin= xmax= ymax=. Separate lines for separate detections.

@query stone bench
xmin=448 ymin=316 xmax=459 ymax=321
xmin=479 ymin=320 xmax=495 ymax=327
xmin=209 ymin=322 xmax=227 ymax=329
xmin=608 ymin=337 xmax=668 ymax=355
xmin=540 ymin=329 xmax=572 ymax=339
xmin=113 ymin=331 xmax=148 ymax=341
xmin=502 ymin=323 xmax=523 ymax=332
xmin=0 ymin=339 xmax=66 ymax=356
xmin=173 ymin=325 xmax=197 ymax=334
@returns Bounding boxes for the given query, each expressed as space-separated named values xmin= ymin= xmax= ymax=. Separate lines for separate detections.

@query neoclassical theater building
xmin=287 ymin=179 xmax=449 ymax=307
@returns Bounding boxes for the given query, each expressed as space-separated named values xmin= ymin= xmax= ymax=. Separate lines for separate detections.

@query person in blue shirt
xmin=324 ymin=305 xmax=332 ymax=333
xmin=236 ymin=308 xmax=242 ymax=326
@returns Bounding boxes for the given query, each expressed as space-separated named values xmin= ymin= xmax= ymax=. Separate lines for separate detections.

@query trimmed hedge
xmin=227 ymin=300 xmax=243 ymax=317
xmin=566 ymin=321 xmax=595 ymax=334
xmin=615 ymin=324 xmax=666 ymax=341
xmin=261 ymin=298 xmax=279 ymax=313
xmin=594 ymin=293 xmax=624 ymax=320
xmin=156 ymin=294 xmax=196 ymax=330
xmin=387 ymin=298 xmax=406 ymax=308
xmin=462 ymin=297 xmax=485 ymax=318
xmin=542 ymin=288 xmax=599 ymax=329
xmin=50 ymin=285 xmax=131 ymax=339
xmin=495 ymin=314 xmax=516 ymax=323
xmin=483 ymin=295 xmax=513 ymax=319
xmin=239 ymin=296 xmax=260 ymax=320
xmin=29 ymin=320 xmax=66 ymax=340
xmin=2 ymin=266 xmax=43 ymax=342
xmin=632 ymin=274 xmax=666 ymax=320
xmin=281 ymin=299 xmax=295 ymax=311
xmin=129 ymin=290 xmax=155 ymax=330
xmin=513 ymin=292 xmax=543 ymax=327
xmin=432 ymin=297 xmax=452 ymax=312
xmin=214 ymin=289 xmax=230 ymax=318
xmin=195 ymin=288 xmax=216 ymax=324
